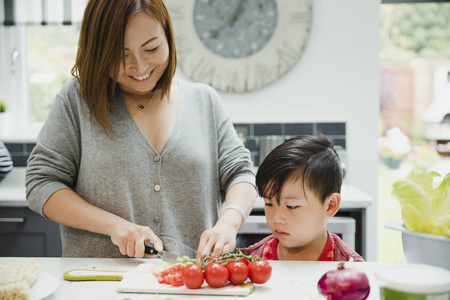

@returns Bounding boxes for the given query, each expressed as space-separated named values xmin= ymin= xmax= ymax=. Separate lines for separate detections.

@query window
xmin=377 ymin=1 xmax=450 ymax=262
xmin=0 ymin=24 xmax=79 ymax=139
xmin=27 ymin=25 xmax=80 ymax=122
xmin=0 ymin=0 xmax=86 ymax=140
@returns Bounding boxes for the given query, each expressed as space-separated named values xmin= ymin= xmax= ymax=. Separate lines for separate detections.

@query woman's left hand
xmin=196 ymin=221 xmax=239 ymax=260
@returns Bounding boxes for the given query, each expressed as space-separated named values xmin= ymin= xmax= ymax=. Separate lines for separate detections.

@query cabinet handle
xmin=0 ymin=217 xmax=26 ymax=223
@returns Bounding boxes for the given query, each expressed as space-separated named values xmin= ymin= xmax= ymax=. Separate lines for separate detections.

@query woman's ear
xmin=325 ymin=193 xmax=341 ymax=217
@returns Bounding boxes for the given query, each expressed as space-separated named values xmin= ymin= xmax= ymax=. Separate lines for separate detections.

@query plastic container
xmin=384 ymin=219 xmax=450 ymax=270
xmin=375 ymin=263 xmax=450 ymax=300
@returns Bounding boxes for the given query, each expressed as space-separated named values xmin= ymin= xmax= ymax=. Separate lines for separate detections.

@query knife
xmin=144 ymin=242 xmax=181 ymax=264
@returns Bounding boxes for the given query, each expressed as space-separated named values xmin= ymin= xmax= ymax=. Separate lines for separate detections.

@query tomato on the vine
xmin=182 ymin=264 xmax=204 ymax=289
xmin=248 ymin=260 xmax=272 ymax=284
xmin=204 ymin=262 xmax=229 ymax=288
xmin=226 ymin=261 xmax=249 ymax=285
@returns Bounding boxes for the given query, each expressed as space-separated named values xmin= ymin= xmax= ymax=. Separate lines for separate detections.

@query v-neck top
xmin=26 ymin=78 xmax=255 ymax=258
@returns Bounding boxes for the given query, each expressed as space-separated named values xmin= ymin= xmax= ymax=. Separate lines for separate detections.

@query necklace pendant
xmin=139 ymin=104 xmax=145 ymax=110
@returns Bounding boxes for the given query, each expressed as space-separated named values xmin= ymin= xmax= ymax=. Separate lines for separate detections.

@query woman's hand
xmin=196 ymin=221 xmax=239 ymax=260
xmin=109 ymin=221 xmax=163 ymax=258
xmin=196 ymin=183 xmax=257 ymax=260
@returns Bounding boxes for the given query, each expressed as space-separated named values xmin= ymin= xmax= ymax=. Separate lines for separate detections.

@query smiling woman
xmin=25 ymin=0 xmax=256 ymax=260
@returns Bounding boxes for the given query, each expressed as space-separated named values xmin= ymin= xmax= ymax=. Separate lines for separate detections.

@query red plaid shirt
xmin=260 ymin=230 xmax=335 ymax=261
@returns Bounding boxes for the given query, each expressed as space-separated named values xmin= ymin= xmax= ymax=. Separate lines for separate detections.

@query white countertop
xmin=0 ymin=257 xmax=391 ymax=299
xmin=0 ymin=167 xmax=27 ymax=206
xmin=0 ymin=167 xmax=372 ymax=208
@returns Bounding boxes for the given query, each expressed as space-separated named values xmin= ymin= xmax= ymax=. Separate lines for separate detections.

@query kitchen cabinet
xmin=0 ymin=167 xmax=62 ymax=257
xmin=0 ymin=207 xmax=62 ymax=257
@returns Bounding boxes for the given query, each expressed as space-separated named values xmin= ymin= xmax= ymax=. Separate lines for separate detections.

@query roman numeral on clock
xmin=289 ymin=12 xmax=311 ymax=24
xmin=276 ymin=43 xmax=300 ymax=75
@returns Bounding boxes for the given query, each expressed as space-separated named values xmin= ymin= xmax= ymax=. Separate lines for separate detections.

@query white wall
xmin=177 ymin=0 xmax=380 ymax=261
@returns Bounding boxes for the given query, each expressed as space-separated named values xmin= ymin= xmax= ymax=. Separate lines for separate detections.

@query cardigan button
xmin=154 ymin=155 xmax=160 ymax=162
xmin=154 ymin=185 xmax=161 ymax=192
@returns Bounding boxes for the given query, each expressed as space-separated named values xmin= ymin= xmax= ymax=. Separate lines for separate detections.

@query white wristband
xmin=220 ymin=205 xmax=246 ymax=230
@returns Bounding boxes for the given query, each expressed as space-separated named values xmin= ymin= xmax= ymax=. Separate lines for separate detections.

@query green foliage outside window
xmin=27 ymin=25 xmax=80 ymax=122
xmin=380 ymin=3 xmax=450 ymax=63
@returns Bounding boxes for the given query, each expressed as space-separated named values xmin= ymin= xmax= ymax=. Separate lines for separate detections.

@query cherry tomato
xmin=164 ymin=273 xmax=173 ymax=285
xmin=226 ymin=261 xmax=249 ymax=285
xmin=157 ymin=275 xmax=165 ymax=284
xmin=248 ymin=260 xmax=272 ymax=284
xmin=239 ymin=258 xmax=250 ymax=265
xmin=182 ymin=264 xmax=204 ymax=289
xmin=171 ymin=272 xmax=184 ymax=286
xmin=204 ymin=262 xmax=229 ymax=288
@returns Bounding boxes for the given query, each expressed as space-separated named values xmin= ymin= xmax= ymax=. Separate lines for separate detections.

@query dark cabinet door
xmin=0 ymin=207 xmax=62 ymax=257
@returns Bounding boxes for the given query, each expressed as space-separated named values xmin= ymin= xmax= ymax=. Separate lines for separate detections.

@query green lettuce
xmin=392 ymin=167 xmax=450 ymax=238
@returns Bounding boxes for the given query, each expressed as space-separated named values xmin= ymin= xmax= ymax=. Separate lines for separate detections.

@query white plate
xmin=27 ymin=271 xmax=60 ymax=300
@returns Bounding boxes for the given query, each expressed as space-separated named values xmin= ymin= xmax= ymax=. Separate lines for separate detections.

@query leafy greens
xmin=392 ymin=167 xmax=450 ymax=238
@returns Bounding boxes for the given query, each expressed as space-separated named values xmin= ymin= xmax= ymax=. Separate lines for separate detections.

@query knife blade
xmin=144 ymin=242 xmax=181 ymax=264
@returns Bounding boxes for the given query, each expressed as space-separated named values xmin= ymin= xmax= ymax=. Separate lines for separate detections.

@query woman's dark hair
xmin=256 ymin=134 xmax=343 ymax=204
xmin=71 ymin=0 xmax=176 ymax=137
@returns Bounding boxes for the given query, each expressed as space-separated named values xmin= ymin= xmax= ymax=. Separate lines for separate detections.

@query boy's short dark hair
xmin=256 ymin=134 xmax=343 ymax=205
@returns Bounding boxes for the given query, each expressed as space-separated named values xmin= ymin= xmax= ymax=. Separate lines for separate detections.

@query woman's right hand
xmin=109 ymin=221 xmax=163 ymax=258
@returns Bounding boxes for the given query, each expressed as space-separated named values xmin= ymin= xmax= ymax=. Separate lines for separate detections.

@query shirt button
xmin=153 ymin=217 xmax=160 ymax=223
xmin=154 ymin=185 xmax=161 ymax=192
xmin=154 ymin=155 xmax=160 ymax=162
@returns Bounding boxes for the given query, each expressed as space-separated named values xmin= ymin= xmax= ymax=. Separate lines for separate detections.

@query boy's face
xmin=263 ymin=178 xmax=330 ymax=250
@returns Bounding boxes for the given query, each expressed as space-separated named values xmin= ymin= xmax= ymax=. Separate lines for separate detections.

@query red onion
xmin=317 ymin=262 xmax=370 ymax=300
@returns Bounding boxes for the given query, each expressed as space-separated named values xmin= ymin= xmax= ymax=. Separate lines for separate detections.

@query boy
xmin=239 ymin=134 xmax=364 ymax=261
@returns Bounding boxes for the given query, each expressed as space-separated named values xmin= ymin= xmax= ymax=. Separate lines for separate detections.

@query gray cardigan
xmin=26 ymin=78 xmax=255 ymax=258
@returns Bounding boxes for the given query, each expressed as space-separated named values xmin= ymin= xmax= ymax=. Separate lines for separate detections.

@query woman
xmin=26 ymin=0 xmax=256 ymax=259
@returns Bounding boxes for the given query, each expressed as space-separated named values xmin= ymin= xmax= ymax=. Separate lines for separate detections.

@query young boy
xmin=239 ymin=134 xmax=364 ymax=261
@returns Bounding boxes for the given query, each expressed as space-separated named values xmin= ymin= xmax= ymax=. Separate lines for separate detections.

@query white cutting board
xmin=117 ymin=263 xmax=254 ymax=296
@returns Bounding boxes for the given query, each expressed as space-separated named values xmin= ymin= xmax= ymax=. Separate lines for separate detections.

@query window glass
xmin=26 ymin=25 xmax=80 ymax=122
xmin=378 ymin=2 xmax=450 ymax=263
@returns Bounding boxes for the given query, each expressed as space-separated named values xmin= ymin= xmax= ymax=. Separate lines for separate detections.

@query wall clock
xmin=164 ymin=0 xmax=312 ymax=93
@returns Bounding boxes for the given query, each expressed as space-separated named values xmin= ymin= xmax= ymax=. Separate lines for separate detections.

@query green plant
xmin=392 ymin=167 xmax=450 ymax=238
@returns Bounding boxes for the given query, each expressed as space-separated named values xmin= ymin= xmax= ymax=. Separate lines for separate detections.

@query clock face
xmin=164 ymin=0 xmax=312 ymax=93
xmin=193 ymin=0 xmax=277 ymax=59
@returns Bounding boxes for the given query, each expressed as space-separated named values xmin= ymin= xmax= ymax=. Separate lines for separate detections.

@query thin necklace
xmin=138 ymin=92 xmax=158 ymax=110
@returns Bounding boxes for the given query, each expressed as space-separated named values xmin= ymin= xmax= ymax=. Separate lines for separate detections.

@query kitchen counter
xmin=0 ymin=167 xmax=372 ymax=258
xmin=0 ymin=257 xmax=392 ymax=299
xmin=0 ymin=167 xmax=27 ymax=207
xmin=0 ymin=167 xmax=372 ymax=208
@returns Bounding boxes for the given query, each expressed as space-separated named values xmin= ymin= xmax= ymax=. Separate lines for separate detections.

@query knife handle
xmin=144 ymin=243 xmax=157 ymax=255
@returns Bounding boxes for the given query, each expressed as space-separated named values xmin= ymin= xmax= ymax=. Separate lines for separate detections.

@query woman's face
xmin=116 ymin=11 xmax=169 ymax=96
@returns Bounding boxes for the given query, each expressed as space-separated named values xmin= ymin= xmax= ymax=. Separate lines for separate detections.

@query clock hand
xmin=229 ymin=0 xmax=244 ymax=27
xmin=210 ymin=0 xmax=244 ymax=39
